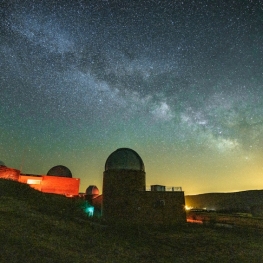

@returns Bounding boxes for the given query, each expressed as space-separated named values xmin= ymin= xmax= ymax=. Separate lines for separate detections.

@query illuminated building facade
xmin=102 ymin=148 xmax=186 ymax=224
xmin=0 ymin=165 xmax=80 ymax=197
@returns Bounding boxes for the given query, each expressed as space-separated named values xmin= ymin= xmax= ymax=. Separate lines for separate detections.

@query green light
xmin=83 ymin=202 xmax=94 ymax=217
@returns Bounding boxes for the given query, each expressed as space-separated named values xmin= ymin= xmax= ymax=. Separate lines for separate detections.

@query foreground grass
xmin=1 ymin=179 xmax=263 ymax=262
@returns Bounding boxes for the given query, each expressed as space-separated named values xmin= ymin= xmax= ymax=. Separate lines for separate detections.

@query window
xmin=27 ymin=179 xmax=41 ymax=185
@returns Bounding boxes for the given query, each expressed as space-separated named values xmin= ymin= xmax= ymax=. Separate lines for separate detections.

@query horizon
xmin=1 ymin=161 xmax=263 ymax=196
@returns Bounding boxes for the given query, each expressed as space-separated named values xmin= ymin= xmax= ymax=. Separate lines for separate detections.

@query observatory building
xmin=102 ymin=148 xmax=186 ymax=224
xmin=84 ymin=185 xmax=102 ymax=217
xmin=0 ymin=164 xmax=80 ymax=197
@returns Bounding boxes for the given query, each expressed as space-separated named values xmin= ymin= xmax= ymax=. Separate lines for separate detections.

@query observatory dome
xmin=105 ymin=148 xmax=145 ymax=172
xmin=86 ymin=185 xmax=99 ymax=195
xmin=47 ymin=165 xmax=72 ymax=178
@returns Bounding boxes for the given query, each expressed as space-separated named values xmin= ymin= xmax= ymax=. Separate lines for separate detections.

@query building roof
xmin=86 ymin=185 xmax=99 ymax=195
xmin=47 ymin=165 xmax=72 ymax=178
xmin=105 ymin=148 xmax=145 ymax=172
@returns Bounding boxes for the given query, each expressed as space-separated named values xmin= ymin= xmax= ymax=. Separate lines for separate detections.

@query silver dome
xmin=105 ymin=148 xmax=145 ymax=172
xmin=47 ymin=165 xmax=72 ymax=178
xmin=86 ymin=185 xmax=99 ymax=195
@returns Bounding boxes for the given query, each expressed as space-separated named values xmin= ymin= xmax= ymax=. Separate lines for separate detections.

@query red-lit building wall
xmin=0 ymin=166 xmax=20 ymax=180
xmin=19 ymin=175 xmax=43 ymax=191
xmin=0 ymin=166 xmax=80 ymax=197
xmin=41 ymin=176 xmax=80 ymax=196
xmin=19 ymin=175 xmax=80 ymax=196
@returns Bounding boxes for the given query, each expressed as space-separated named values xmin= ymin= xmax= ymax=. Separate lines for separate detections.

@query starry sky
xmin=1 ymin=0 xmax=263 ymax=195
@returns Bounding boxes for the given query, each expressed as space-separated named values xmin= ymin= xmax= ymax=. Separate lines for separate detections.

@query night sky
xmin=1 ymin=1 xmax=263 ymax=194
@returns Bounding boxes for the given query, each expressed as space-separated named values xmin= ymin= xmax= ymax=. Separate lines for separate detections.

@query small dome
xmin=86 ymin=185 xmax=99 ymax=195
xmin=47 ymin=165 xmax=72 ymax=178
xmin=105 ymin=148 xmax=145 ymax=172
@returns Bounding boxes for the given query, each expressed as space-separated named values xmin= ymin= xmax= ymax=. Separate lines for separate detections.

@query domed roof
xmin=105 ymin=148 xmax=145 ymax=172
xmin=47 ymin=165 xmax=72 ymax=178
xmin=86 ymin=185 xmax=99 ymax=195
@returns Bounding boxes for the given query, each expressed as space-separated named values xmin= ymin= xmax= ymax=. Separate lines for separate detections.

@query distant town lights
xmin=185 ymin=205 xmax=192 ymax=211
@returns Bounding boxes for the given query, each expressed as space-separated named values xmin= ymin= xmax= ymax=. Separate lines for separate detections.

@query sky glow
xmin=1 ymin=1 xmax=263 ymax=194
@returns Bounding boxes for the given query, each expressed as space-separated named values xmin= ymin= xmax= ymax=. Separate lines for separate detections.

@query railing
xmin=145 ymin=186 xmax=182 ymax=192
xmin=166 ymin=186 xmax=182 ymax=192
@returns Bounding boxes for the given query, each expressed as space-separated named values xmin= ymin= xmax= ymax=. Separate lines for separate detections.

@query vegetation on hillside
xmin=185 ymin=190 xmax=263 ymax=214
xmin=1 ymin=179 xmax=263 ymax=263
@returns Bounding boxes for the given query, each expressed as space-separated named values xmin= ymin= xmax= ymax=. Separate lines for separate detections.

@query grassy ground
xmin=1 ymin=179 xmax=263 ymax=263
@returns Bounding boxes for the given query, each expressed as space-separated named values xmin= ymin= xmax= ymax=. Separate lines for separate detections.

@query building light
xmin=27 ymin=179 xmax=41 ymax=185
xmin=185 ymin=205 xmax=192 ymax=211
xmin=85 ymin=206 xmax=94 ymax=217
xmin=83 ymin=202 xmax=95 ymax=217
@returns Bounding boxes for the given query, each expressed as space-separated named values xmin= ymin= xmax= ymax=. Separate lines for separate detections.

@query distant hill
xmin=185 ymin=190 xmax=263 ymax=214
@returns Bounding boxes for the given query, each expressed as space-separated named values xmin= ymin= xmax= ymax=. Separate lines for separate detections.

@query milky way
xmin=1 ymin=1 xmax=263 ymax=194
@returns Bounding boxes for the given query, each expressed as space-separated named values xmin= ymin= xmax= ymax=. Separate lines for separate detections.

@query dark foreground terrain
xmin=1 ymin=179 xmax=263 ymax=263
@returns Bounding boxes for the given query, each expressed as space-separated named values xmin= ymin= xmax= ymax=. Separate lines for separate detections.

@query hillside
xmin=1 ymin=179 xmax=263 ymax=262
xmin=185 ymin=190 xmax=263 ymax=213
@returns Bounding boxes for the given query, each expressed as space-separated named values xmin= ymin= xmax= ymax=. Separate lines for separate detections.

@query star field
xmin=1 ymin=0 xmax=263 ymax=194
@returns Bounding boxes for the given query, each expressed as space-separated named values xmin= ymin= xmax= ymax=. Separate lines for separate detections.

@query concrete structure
xmin=0 ymin=165 xmax=80 ymax=197
xmin=102 ymin=148 xmax=186 ymax=224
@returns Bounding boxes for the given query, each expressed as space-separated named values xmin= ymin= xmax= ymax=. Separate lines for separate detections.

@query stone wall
xmin=134 ymin=191 xmax=186 ymax=224
xmin=102 ymin=169 xmax=186 ymax=224
xmin=102 ymin=169 xmax=145 ymax=221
